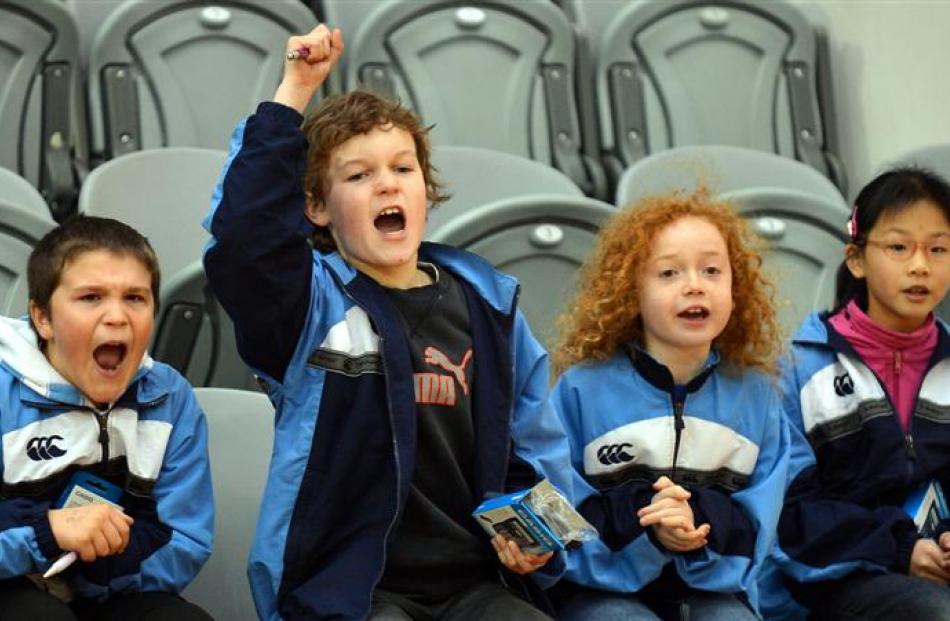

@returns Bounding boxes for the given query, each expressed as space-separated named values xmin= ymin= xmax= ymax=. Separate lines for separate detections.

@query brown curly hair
xmin=302 ymin=90 xmax=449 ymax=252
xmin=552 ymin=190 xmax=781 ymax=377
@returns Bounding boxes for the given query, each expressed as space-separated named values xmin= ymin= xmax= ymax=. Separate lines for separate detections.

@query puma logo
xmin=424 ymin=347 xmax=472 ymax=395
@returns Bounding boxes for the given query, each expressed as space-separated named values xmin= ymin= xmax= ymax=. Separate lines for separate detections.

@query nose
xmin=908 ymin=243 xmax=931 ymax=275
xmin=374 ymin=168 xmax=398 ymax=194
xmin=683 ymin=269 xmax=705 ymax=295
xmin=102 ymin=298 xmax=129 ymax=326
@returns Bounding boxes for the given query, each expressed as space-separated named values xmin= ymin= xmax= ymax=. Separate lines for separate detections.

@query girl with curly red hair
xmin=549 ymin=191 xmax=789 ymax=621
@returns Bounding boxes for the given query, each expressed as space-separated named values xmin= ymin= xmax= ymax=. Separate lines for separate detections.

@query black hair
xmin=833 ymin=166 xmax=950 ymax=312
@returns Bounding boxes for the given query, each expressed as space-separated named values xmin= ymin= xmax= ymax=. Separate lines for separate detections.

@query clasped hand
xmin=637 ymin=476 xmax=710 ymax=553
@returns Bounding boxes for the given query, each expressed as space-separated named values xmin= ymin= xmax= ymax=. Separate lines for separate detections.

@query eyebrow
xmin=876 ymin=227 xmax=950 ymax=238
xmin=651 ymin=249 xmax=726 ymax=263
xmin=334 ymin=149 xmax=417 ymax=169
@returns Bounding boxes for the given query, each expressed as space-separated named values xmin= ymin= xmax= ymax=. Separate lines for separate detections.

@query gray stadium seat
xmin=152 ymin=260 xmax=257 ymax=391
xmin=568 ymin=0 xmax=845 ymax=192
xmin=427 ymin=145 xmax=583 ymax=238
xmin=86 ymin=0 xmax=318 ymax=161
xmin=326 ymin=0 xmax=606 ymax=197
xmin=0 ymin=169 xmax=57 ymax=317
xmin=0 ymin=0 xmax=85 ymax=219
xmin=183 ymin=387 xmax=274 ymax=621
xmin=429 ymin=195 xmax=615 ymax=346
xmin=615 ymin=144 xmax=845 ymax=208
xmin=77 ymin=147 xmax=227 ymax=280
xmin=720 ymin=187 xmax=850 ymax=336
xmin=0 ymin=166 xmax=60 ymax=221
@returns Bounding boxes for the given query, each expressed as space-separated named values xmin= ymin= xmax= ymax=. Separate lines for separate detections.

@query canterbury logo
xmin=26 ymin=435 xmax=67 ymax=461
xmin=414 ymin=347 xmax=474 ymax=406
xmin=833 ymin=372 xmax=854 ymax=397
xmin=597 ymin=443 xmax=634 ymax=465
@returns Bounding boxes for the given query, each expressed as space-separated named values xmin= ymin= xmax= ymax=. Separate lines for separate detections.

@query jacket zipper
xmin=95 ymin=410 xmax=110 ymax=464
xmin=671 ymin=398 xmax=686 ymax=480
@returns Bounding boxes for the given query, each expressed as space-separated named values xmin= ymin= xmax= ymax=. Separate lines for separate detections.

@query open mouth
xmin=93 ymin=342 xmax=127 ymax=372
xmin=374 ymin=207 xmax=406 ymax=234
xmin=678 ymin=307 xmax=710 ymax=320
xmin=904 ymin=286 xmax=931 ymax=296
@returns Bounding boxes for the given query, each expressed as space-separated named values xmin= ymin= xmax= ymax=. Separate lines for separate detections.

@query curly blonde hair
xmin=552 ymin=190 xmax=781 ymax=377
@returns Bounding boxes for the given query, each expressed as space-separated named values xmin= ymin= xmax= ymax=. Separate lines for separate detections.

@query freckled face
xmin=638 ymin=217 xmax=733 ymax=367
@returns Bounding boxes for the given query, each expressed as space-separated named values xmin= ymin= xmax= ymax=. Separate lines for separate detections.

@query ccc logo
xmin=597 ymin=443 xmax=634 ymax=465
xmin=833 ymin=372 xmax=854 ymax=397
xmin=26 ymin=436 xmax=67 ymax=461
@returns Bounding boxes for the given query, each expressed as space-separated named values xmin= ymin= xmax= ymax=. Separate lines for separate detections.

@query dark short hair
xmin=301 ymin=90 xmax=448 ymax=252
xmin=28 ymin=215 xmax=161 ymax=326
xmin=835 ymin=166 xmax=950 ymax=311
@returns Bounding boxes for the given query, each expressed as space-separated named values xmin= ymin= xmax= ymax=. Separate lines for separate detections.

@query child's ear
xmin=304 ymin=192 xmax=331 ymax=228
xmin=844 ymin=243 xmax=866 ymax=279
xmin=28 ymin=301 xmax=53 ymax=341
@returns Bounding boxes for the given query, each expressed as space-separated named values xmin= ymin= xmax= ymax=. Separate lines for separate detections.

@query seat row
xmin=2 ymin=0 xmax=844 ymax=220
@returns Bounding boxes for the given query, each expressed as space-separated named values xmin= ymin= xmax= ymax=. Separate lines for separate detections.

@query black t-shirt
xmin=377 ymin=264 xmax=497 ymax=601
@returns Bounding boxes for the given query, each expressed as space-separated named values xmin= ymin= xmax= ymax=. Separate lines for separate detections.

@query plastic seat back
xmin=720 ymin=187 xmax=850 ymax=335
xmin=430 ymin=195 xmax=615 ymax=346
xmin=183 ymin=387 xmax=274 ymax=621
xmin=0 ymin=0 xmax=84 ymax=218
xmin=152 ymin=261 xmax=257 ymax=391
xmin=87 ymin=0 xmax=318 ymax=160
xmin=577 ymin=0 xmax=843 ymax=190
xmin=0 ymin=171 xmax=57 ymax=317
xmin=78 ymin=147 xmax=227 ymax=280
xmin=615 ymin=145 xmax=844 ymax=208
xmin=427 ymin=145 xmax=583 ymax=238
xmin=331 ymin=0 xmax=601 ymax=195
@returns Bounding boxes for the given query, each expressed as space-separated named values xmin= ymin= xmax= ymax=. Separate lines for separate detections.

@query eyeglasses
xmin=864 ymin=239 xmax=950 ymax=263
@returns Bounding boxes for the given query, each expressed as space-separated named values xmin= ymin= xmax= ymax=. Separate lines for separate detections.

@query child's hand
xmin=274 ymin=25 xmax=344 ymax=113
xmin=491 ymin=535 xmax=554 ymax=575
xmin=940 ymin=531 xmax=950 ymax=553
xmin=48 ymin=504 xmax=134 ymax=562
xmin=638 ymin=476 xmax=711 ymax=552
xmin=910 ymin=538 xmax=950 ymax=584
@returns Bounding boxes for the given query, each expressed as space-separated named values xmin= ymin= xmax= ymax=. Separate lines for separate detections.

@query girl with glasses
xmin=761 ymin=167 xmax=950 ymax=620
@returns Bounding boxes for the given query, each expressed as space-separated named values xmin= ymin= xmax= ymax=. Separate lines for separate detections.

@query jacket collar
xmin=622 ymin=342 xmax=719 ymax=394
xmin=320 ymin=242 xmax=519 ymax=317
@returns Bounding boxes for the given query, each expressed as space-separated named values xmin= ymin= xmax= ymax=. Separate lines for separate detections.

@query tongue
xmin=94 ymin=344 xmax=124 ymax=370
xmin=375 ymin=213 xmax=404 ymax=233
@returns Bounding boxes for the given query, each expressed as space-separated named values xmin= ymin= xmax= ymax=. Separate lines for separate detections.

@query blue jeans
xmin=556 ymin=587 xmax=756 ymax=621
xmin=793 ymin=571 xmax=950 ymax=620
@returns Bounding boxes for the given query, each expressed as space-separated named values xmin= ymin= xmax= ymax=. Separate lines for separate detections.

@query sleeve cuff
xmin=257 ymin=100 xmax=305 ymax=125
xmin=893 ymin=522 xmax=921 ymax=574
xmin=20 ymin=501 xmax=62 ymax=560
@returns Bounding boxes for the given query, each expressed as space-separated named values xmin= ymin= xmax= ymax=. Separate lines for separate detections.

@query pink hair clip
xmin=847 ymin=204 xmax=858 ymax=241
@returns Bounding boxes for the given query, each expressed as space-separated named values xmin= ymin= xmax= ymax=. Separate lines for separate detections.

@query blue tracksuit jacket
xmin=203 ymin=101 xmax=575 ymax=621
xmin=0 ymin=317 xmax=213 ymax=600
xmin=552 ymin=347 xmax=789 ymax=616
xmin=760 ymin=312 xmax=950 ymax=619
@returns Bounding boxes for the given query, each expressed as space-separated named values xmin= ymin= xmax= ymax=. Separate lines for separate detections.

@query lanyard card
xmin=55 ymin=471 xmax=123 ymax=510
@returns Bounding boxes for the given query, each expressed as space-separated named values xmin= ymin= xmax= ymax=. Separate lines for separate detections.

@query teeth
xmin=379 ymin=208 xmax=400 ymax=216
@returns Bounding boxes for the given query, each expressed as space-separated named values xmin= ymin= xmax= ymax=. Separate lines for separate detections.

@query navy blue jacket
xmin=203 ymin=102 xmax=574 ymax=620
xmin=761 ymin=312 xmax=950 ymax=618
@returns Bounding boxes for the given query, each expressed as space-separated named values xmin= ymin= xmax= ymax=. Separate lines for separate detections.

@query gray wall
xmin=809 ymin=0 xmax=950 ymax=197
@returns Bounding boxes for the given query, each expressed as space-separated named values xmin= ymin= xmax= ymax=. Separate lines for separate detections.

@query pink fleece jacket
xmin=828 ymin=300 xmax=937 ymax=433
